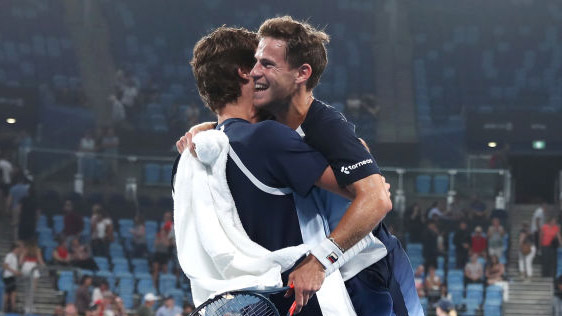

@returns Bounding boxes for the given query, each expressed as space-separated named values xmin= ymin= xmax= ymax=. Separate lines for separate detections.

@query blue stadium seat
xmin=415 ymin=175 xmax=431 ymax=194
xmin=93 ymin=257 xmax=110 ymax=271
xmin=159 ymin=274 xmax=176 ymax=294
xmin=165 ymin=288 xmax=184 ymax=305
xmin=144 ymin=163 xmax=161 ymax=185
xmin=137 ymin=278 xmax=156 ymax=295
xmin=466 ymin=284 xmax=484 ymax=305
xmin=121 ymin=294 xmax=134 ymax=309
xmin=433 ymin=175 xmax=449 ymax=194
xmin=161 ymin=164 xmax=173 ymax=185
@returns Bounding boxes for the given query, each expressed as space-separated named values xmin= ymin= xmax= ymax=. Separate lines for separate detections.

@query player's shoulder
xmin=249 ymin=120 xmax=301 ymax=147
xmin=307 ymin=99 xmax=348 ymax=123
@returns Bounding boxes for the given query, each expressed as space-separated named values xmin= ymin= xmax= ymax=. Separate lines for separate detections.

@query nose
xmin=250 ymin=62 xmax=263 ymax=79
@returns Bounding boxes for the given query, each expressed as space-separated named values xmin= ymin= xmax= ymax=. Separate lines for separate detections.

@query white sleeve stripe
xmin=228 ymin=146 xmax=293 ymax=196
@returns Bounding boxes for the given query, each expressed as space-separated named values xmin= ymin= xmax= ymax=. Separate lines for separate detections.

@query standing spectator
xmin=131 ymin=215 xmax=147 ymax=258
xmin=424 ymin=266 xmax=443 ymax=298
xmin=541 ymin=217 xmax=562 ymax=277
xmin=6 ymin=171 xmax=29 ymax=238
xmin=100 ymin=128 xmax=119 ymax=180
xmin=70 ymin=238 xmax=98 ymax=270
xmin=91 ymin=205 xmax=113 ymax=257
xmin=3 ymin=243 xmax=21 ymax=312
xmin=155 ymin=296 xmax=182 ymax=316
xmin=20 ymin=240 xmax=45 ymax=290
xmin=53 ymin=236 xmax=71 ymax=265
xmin=453 ymin=220 xmax=471 ymax=269
xmin=406 ymin=203 xmax=424 ymax=242
xmin=75 ymin=275 xmax=93 ymax=315
xmin=0 ymin=152 xmax=13 ymax=215
xmin=554 ymin=275 xmax=562 ymax=316
xmin=110 ymin=94 xmax=126 ymax=125
xmin=427 ymin=201 xmax=445 ymax=221
xmin=487 ymin=217 xmax=506 ymax=259
xmin=518 ymin=222 xmax=536 ymax=279
xmin=423 ymin=222 xmax=440 ymax=269
xmin=78 ymin=130 xmax=97 ymax=182
xmin=464 ymin=253 xmax=484 ymax=284
xmin=137 ymin=293 xmax=158 ymax=316
xmin=18 ymin=183 xmax=39 ymax=242
xmin=152 ymin=227 xmax=171 ymax=287
xmin=62 ymin=200 xmax=84 ymax=243
xmin=471 ymin=226 xmax=487 ymax=258
xmin=532 ymin=203 xmax=546 ymax=254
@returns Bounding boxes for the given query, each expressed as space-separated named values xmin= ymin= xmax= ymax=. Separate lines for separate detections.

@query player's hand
xmin=381 ymin=176 xmax=391 ymax=198
xmin=285 ymin=255 xmax=325 ymax=314
xmin=175 ymin=122 xmax=216 ymax=156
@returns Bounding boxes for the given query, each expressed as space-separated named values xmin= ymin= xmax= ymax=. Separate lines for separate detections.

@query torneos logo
xmin=340 ymin=159 xmax=373 ymax=174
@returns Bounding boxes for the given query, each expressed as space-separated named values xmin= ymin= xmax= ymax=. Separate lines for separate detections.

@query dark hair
xmin=80 ymin=275 xmax=92 ymax=285
xmin=258 ymin=16 xmax=329 ymax=90
xmin=190 ymin=26 xmax=258 ymax=113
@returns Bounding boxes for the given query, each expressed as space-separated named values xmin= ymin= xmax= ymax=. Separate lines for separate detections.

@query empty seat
xmin=415 ymin=175 xmax=431 ymax=194
xmin=433 ymin=175 xmax=449 ymax=194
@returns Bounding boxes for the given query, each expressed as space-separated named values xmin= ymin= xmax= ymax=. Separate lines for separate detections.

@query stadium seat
xmin=93 ymin=257 xmax=110 ymax=271
xmin=165 ymin=288 xmax=184 ymax=305
xmin=144 ymin=163 xmax=161 ymax=184
xmin=433 ymin=174 xmax=449 ymax=194
xmin=466 ymin=284 xmax=484 ymax=305
xmin=120 ymin=294 xmax=134 ymax=309
xmin=159 ymin=274 xmax=176 ymax=294
xmin=137 ymin=278 xmax=156 ymax=295
xmin=415 ymin=175 xmax=431 ymax=194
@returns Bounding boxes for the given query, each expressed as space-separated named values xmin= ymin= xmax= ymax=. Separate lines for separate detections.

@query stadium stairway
xmin=504 ymin=204 xmax=553 ymax=316
xmin=15 ymin=273 xmax=64 ymax=314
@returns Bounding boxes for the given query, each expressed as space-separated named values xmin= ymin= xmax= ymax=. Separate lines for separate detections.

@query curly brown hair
xmin=258 ymin=16 xmax=330 ymax=91
xmin=190 ymin=26 xmax=258 ymax=113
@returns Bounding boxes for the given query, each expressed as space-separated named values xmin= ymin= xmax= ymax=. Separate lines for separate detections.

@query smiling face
xmin=250 ymin=37 xmax=299 ymax=109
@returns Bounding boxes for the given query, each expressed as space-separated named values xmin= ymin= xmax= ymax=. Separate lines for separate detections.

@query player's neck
xmin=276 ymin=90 xmax=314 ymax=130
xmin=217 ymin=99 xmax=256 ymax=124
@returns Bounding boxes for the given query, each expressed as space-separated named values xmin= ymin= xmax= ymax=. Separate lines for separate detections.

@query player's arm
xmin=176 ymin=121 xmax=216 ymax=154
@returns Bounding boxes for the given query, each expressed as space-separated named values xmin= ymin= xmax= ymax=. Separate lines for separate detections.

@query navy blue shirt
xmin=301 ymin=100 xmax=381 ymax=187
xmin=218 ymin=118 xmax=328 ymax=252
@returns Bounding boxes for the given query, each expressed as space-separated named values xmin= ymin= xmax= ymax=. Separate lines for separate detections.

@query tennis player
xmin=181 ymin=26 xmax=392 ymax=315
xmin=179 ymin=17 xmax=423 ymax=316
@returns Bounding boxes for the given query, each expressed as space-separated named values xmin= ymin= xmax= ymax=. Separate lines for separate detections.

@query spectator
xmin=112 ymin=296 xmax=127 ymax=316
xmin=155 ymin=296 xmax=182 ymax=316
xmin=62 ymin=199 xmax=84 ymax=244
xmin=70 ymin=238 xmax=98 ymax=270
xmin=6 ymin=170 xmax=30 ymax=238
xmin=469 ymin=195 xmax=487 ymax=228
xmin=91 ymin=280 xmax=111 ymax=306
xmin=423 ymin=222 xmax=441 ymax=269
xmin=414 ymin=265 xmax=426 ymax=298
xmin=138 ymin=293 xmax=158 ymax=316
xmin=453 ymin=220 xmax=471 ymax=269
xmin=406 ymin=203 xmax=424 ymax=242
xmin=53 ymin=236 xmax=71 ymax=265
xmin=17 ymin=183 xmax=39 ymax=242
xmin=471 ymin=226 xmax=487 ymax=258
xmin=435 ymin=298 xmax=456 ymax=316
xmin=152 ymin=227 xmax=171 ymax=287
xmin=64 ymin=303 xmax=78 ymax=316
xmin=487 ymin=217 xmax=506 ymax=259
xmin=110 ymin=94 xmax=126 ymax=125
xmin=427 ymin=201 xmax=445 ymax=221
xmin=424 ymin=266 xmax=443 ymax=298
xmin=20 ymin=240 xmax=45 ymax=290
xmin=554 ymin=275 xmax=562 ymax=316
xmin=0 ymin=152 xmax=13 ymax=214
xmin=131 ymin=215 xmax=147 ymax=258
xmin=75 ymin=275 xmax=93 ymax=315
xmin=518 ymin=222 xmax=536 ymax=279
xmin=91 ymin=205 xmax=113 ymax=257
xmin=541 ymin=217 xmax=562 ymax=277
xmin=464 ymin=253 xmax=484 ymax=284
xmin=3 ymin=243 xmax=22 ymax=312
xmin=182 ymin=302 xmax=194 ymax=316
xmin=78 ymin=130 xmax=97 ymax=182
xmin=100 ymin=128 xmax=119 ymax=180
xmin=532 ymin=202 xmax=546 ymax=253
xmin=485 ymin=255 xmax=505 ymax=285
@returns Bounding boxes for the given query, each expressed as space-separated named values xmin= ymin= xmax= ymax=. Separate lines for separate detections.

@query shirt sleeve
xmin=303 ymin=112 xmax=380 ymax=187
xmin=253 ymin=122 xmax=328 ymax=196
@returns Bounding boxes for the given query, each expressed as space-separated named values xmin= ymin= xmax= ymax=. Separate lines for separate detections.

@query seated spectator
xmin=487 ymin=217 xmax=506 ymax=259
xmin=182 ymin=302 xmax=195 ymax=316
xmin=70 ymin=238 xmax=98 ymax=270
xmin=131 ymin=215 xmax=147 ymax=258
xmin=424 ymin=266 xmax=443 ymax=298
xmin=464 ymin=253 xmax=484 ymax=284
xmin=152 ymin=227 xmax=171 ymax=287
xmin=91 ymin=280 xmax=111 ymax=306
xmin=414 ymin=265 xmax=426 ymax=298
xmin=453 ymin=220 xmax=471 ymax=269
xmin=137 ymin=293 xmax=158 ymax=316
xmin=91 ymin=205 xmax=113 ymax=257
xmin=53 ymin=237 xmax=71 ymax=265
xmin=62 ymin=199 xmax=84 ymax=244
xmin=485 ymin=255 xmax=504 ymax=285
xmin=471 ymin=226 xmax=487 ymax=257
xmin=156 ymin=296 xmax=182 ymax=316
xmin=75 ymin=275 xmax=93 ymax=315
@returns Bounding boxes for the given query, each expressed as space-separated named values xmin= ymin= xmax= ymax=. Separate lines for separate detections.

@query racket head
xmin=190 ymin=287 xmax=289 ymax=316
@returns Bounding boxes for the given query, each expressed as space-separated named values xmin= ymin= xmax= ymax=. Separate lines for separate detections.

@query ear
xmin=295 ymin=63 xmax=312 ymax=85
xmin=238 ymin=67 xmax=251 ymax=80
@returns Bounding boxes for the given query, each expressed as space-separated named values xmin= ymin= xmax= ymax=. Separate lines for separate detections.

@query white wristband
xmin=310 ymin=235 xmax=373 ymax=276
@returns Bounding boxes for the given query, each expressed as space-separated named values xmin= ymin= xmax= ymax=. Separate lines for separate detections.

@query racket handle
xmin=288 ymin=301 xmax=297 ymax=316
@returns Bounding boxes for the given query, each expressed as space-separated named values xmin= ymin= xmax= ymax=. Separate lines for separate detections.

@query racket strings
xmin=194 ymin=293 xmax=278 ymax=316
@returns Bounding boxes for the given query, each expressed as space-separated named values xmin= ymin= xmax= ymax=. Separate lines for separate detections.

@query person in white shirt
xmin=531 ymin=203 xmax=546 ymax=252
xmin=3 ymin=243 xmax=22 ymax=312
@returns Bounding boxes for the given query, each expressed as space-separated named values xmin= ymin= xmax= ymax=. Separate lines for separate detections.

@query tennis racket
xmin=190 ymin=285 xmax=297 ymax=316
